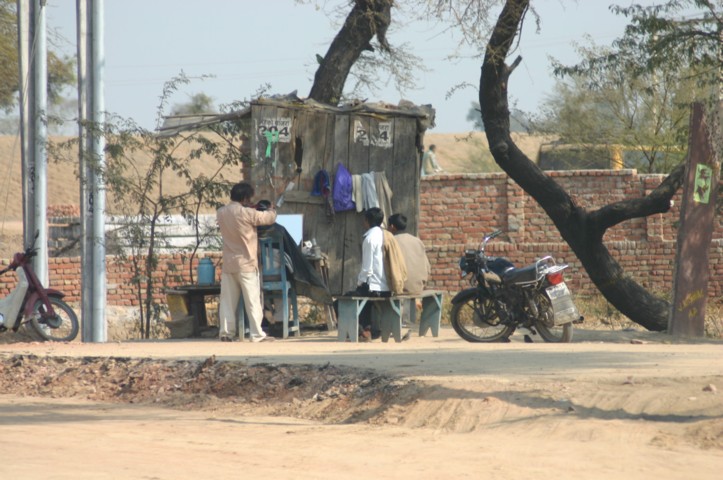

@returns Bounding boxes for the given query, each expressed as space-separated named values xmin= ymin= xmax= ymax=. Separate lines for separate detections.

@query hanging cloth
xmin=352 ymin=174 xmax=363 ymax=212
xmin=374 ymin=171 xmax=393 ymax=224
xmin=361 ymin=173 xmax=379 ymax=210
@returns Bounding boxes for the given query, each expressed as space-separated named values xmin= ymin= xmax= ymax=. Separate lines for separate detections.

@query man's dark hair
xmin=429 ymin=144 xmax=436 ymax=151
xmin=230 ymin=182 xmax=254 ymax=202
xmin=364 ymin=207 xmax=384 ymax=228
xmin=388 ymin=213 xmax=407 ymax=231
xmin=255 ymin=199 xmax=272 ymax=211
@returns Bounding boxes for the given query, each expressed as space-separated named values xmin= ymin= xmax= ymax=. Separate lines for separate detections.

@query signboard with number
xmin=354 ymin=120 xmax=393 ymax=148
xmin=257 ymin=117 xmax=292 ymax=143
xmin=354 ymin=120 xmax=369 ymax=146
xmin=371 ymin=122 xmax=392 ymax=148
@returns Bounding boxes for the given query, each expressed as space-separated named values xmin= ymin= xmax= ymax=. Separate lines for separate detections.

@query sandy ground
xmin=0 ymin=135 xmax=720 ymax=478
xmin=1 ymin=326 xmax=722 ymax=480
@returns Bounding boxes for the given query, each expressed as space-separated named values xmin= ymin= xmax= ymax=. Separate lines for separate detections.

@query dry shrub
xmin=574 ymin=294 xmax=644 ymax=331
xmin=106 ymin=306 xmax=171 ymax=341
xmin=704 ymin=299 xmax=723 ymax=339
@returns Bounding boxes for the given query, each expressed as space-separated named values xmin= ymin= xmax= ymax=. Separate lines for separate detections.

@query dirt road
xmin=1 ymin=327 xmax=722 ymax=480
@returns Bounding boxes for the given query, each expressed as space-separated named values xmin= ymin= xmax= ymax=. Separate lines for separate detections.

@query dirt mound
xmin=0 ymin=353 xmax=421 ymax=425
xmin=1 ymin=352 xmax=721 ymax=451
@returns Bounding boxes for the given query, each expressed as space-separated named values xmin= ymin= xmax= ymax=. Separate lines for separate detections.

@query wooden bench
xmin=336 ymin=290 xmax=444 ymax=343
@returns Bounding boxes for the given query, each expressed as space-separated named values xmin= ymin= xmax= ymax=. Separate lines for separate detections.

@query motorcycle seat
xmin=502 ymin=264 xmax=538 ymax=285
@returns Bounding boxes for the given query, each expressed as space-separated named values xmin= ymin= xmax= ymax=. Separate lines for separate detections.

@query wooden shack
xmin=161 ymin=93 xmax=435 ymax=295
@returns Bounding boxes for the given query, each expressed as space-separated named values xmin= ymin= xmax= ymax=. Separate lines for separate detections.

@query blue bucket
xmin=197 ymin=258 xmax=215 ymax=285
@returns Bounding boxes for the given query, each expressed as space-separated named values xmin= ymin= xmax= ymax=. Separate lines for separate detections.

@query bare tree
xmin=306 ymin=0 xmax=717 ymax=330
xmin=307 ymin=0 xmax=506 ymax=104
xmin=478 ymin=0 xmax=694 ymax=331
xmin=308 ymin=0 xmax=393 ymax=105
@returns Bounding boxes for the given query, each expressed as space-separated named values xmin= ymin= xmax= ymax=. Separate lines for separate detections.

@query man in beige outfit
xmin=388 ymin=213 xmax=430 ymax=294
xmin=388 ymin=213 xmax=431 ymax=331
xmin=217 ymin=182 xmax=277 ymax=342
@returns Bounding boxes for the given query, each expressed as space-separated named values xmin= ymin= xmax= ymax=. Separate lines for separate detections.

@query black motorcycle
xmin=450 ymin=230 xmax=583 ymax=343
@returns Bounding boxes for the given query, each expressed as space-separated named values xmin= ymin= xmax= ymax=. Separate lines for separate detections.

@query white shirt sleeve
xmin=358 ymin=232 xmax=375 ymax=285
xmin=357 ymin=227 xmax=388 ymax=291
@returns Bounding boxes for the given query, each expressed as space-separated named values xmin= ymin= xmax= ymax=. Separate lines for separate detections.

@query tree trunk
xmin=308 ymin=0 xmax=392 ymax=105
xmin=479 ymin=0 xmax=685 ymax=331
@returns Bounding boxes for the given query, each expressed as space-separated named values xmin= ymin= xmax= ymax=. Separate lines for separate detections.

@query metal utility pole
xmin=17 ymin=0 xmax=48 ymax=286
xmin=77 ymin=0 xmax=107 ymax=342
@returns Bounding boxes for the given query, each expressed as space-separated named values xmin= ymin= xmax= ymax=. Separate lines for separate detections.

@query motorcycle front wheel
xmin=532 ymin=292 xmax=573 ymax=343
xmin=450 ymin=291 xmax=514 ymax=342
xmin=29 ymin=296 xmax=79 ymax=342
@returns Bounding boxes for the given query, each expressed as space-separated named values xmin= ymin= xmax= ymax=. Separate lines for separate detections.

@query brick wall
xmin=419 ymin=170 xmax=722 ymax=299
xmin=0 ymin=253 xmax=222 ymax=305
xmin=1 ymin=170 xmax=720 ymax=305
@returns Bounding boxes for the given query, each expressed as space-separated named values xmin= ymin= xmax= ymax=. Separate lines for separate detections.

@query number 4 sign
xmin=372 ymin=122 xmax=392 ymax=148
xmin=354 ymin=120 xmax=393 ymax=148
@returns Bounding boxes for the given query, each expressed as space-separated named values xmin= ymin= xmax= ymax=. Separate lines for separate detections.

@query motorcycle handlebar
xmin=480 ymin=230 xmax=504 ymax=250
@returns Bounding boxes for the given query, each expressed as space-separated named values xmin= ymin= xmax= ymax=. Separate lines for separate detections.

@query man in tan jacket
xmin=388 ymin=213 xmax=431 ymax=331
xmin=388 ymin=213 xmax=430 ymax=295
xmin=217 ymin=183 xmax=277 ymax=342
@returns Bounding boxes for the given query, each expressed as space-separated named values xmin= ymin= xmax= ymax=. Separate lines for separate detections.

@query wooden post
xmin=669 ymin=103 xmax=720 ymax=336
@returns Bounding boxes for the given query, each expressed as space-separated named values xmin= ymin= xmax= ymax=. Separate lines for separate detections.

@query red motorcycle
xmin=0 ymin=234 xmax=79 ymax=342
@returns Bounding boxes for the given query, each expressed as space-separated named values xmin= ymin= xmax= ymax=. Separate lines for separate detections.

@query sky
xmin=43 ymin=0 xmax=663 ymax=133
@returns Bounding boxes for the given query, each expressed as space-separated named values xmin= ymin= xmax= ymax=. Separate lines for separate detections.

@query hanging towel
xmin=374 ymin=171 xmax=393 ymax=224
xmin=352 ymin=174 xmax=363 ymax=212
xmin=361 ymin=173 xmax=379 ymax=210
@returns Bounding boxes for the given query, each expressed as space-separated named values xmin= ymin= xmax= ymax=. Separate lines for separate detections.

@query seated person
xmin=388 ymin=213 xmax=431 ymax=295
xmin=351 ymin=207 xmax=389 ymax=340
xmin=388 ymin=213 xmax=431 ymax=327
xmin=255 ymin=200 xmax=332 ymax=307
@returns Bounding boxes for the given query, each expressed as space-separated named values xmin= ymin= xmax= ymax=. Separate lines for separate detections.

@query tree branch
xmin=590 ymin=163 xmax=685 ymax=232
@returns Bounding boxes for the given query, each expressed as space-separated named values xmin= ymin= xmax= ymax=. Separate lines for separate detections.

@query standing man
xmin=421 ymin=144 xmax=443 ymax=176
xmin=217 ymin=182 xmax=277 ymax=342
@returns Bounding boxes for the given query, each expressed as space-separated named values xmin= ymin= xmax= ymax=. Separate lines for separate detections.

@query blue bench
xmin=336 ymin=290 xmax=444 ymax=342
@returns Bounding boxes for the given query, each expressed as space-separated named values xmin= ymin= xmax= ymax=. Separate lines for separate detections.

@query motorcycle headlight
xmin=460 ymin=251 xmax=478 ymax=274
xmin=459 ymin=256 xmax=469 ymax=275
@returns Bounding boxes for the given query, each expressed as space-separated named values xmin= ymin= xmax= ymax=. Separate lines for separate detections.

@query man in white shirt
xmin=353 ymin=207 xmax=389 ymax=340
xmin=421 ymin=144 xmax=443 ymax=176
xmin=357 ymin=207 xmax=389 ymax=294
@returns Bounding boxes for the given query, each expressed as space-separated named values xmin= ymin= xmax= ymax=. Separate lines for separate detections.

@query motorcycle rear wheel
xmin=29 ymin=296 xmax=79 ymax=342
xmin=450 ymin=292 xmax=514 ymax=342
xmin=532 ymin=292 xmax=573 ymax=343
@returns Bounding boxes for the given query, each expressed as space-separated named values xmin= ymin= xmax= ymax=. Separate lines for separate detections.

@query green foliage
xmin=531 ymin=0 xmax=719 ymax=174
xmin=170 ymin=92 xmax=216 ymax=116
xmin=0 ymin=0 xmax=75 ymax=112
xmin=610 ymin=1 xmax=721 ymax=96
xmin=50 ymin=74 xmax=248 ymax=339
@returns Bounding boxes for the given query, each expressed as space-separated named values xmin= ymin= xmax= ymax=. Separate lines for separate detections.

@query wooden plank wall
xmin=251 ymin=105 xmax=423 ymax=296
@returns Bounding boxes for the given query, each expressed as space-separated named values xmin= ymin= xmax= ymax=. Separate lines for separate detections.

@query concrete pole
xmin=32 ymin=0 xmax=48 ymax=286
xmin=77 ymin=0 xmax=92 ymax=341
xmin=90 ymin=0 xmax=107 ymax=342
xmin=77 ymin=0 xmax=107 ymax=342
xmin=16 ymin=0 xmax=47 ymax=273
xmin=16 ymin=0 xmax=35 ymax=249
